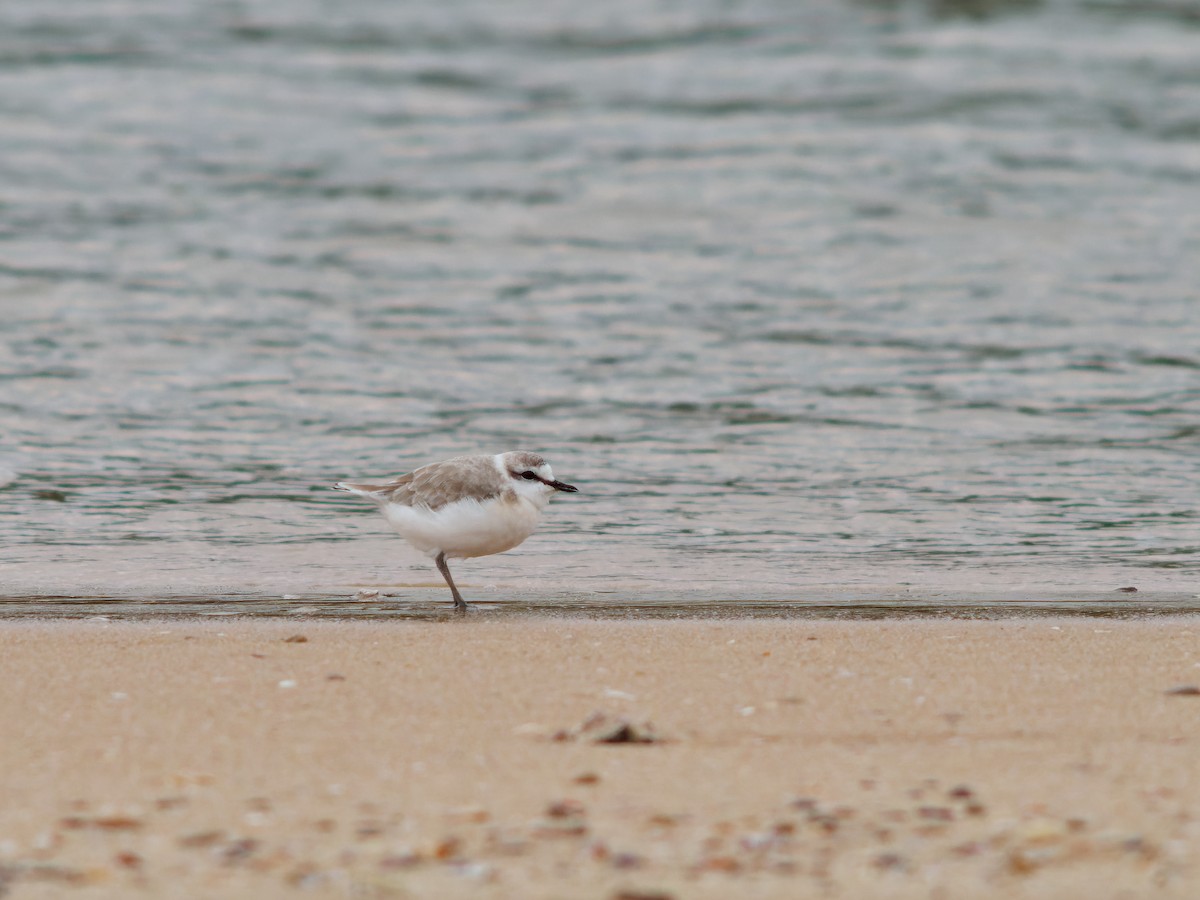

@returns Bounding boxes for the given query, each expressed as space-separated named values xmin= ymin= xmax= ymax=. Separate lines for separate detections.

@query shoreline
xmin=1 ymin=618 xmax=1198 ymax=897
xmin=1 ymin=589 xmax=1197 ymax=621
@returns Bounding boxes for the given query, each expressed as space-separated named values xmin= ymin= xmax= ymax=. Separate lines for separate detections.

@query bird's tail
xmin=332 ymin=481 xmax=390 ymax=503
xmin=333 ymin=481 xmax=374 ymax=495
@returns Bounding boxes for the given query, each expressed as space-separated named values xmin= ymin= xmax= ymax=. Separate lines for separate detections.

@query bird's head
xmin=499 ymin=450 xmax=578 ymax=500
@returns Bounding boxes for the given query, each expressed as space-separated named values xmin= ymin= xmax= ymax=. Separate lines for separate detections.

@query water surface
xmin=2 ymin=0 xmax=1199 ymax=615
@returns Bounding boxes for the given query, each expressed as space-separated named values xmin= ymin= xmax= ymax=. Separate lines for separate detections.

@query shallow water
xmin=2 ymin=0 xmax=1199 ymax=615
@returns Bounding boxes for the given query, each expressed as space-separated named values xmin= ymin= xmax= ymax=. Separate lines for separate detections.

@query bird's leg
xmin=435 ymin=552 xmax=468 ymax=611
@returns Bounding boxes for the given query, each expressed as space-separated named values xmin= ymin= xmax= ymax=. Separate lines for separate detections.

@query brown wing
xmin=375 ymin=455 xmax=507 ymax=511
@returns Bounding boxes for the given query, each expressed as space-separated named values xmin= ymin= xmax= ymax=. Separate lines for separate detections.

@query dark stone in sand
xmin=1165 ymin=685 xmax=1200 ymax=696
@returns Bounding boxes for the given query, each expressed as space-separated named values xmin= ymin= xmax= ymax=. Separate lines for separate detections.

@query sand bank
xmin=1 ymin=617 xmax=1198 ymax=898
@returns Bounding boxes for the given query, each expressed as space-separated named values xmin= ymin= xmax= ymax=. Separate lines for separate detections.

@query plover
xmin=333 ymin=451 xmax=578 ymax=609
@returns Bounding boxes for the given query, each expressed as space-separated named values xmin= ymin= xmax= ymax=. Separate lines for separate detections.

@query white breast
xmin=382 ymin=494 xmax=544 ymax=559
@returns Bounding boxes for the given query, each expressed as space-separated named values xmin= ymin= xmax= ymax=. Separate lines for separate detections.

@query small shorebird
xmin=333 ymin=451 xmax=578 ymax=609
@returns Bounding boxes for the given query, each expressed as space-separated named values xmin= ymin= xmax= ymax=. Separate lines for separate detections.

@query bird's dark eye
xmin=521 ymin=471 xmax=539 ymax=480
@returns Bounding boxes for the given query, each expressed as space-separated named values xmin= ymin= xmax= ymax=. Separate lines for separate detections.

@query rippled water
xmin=2 ymin=0 xmax=1199 ymax=614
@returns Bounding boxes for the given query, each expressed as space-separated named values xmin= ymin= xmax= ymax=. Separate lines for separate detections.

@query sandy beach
xmin=1 ymin=617 xmax=1198 ymax=898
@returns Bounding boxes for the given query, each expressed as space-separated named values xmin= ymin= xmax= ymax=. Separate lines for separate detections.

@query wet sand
xmin=1 ymin=617 xmax=1198 ymax=898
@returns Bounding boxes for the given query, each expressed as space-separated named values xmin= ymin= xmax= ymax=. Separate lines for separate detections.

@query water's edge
xmin=2 ymin=590 xmax=1196 ymax=620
